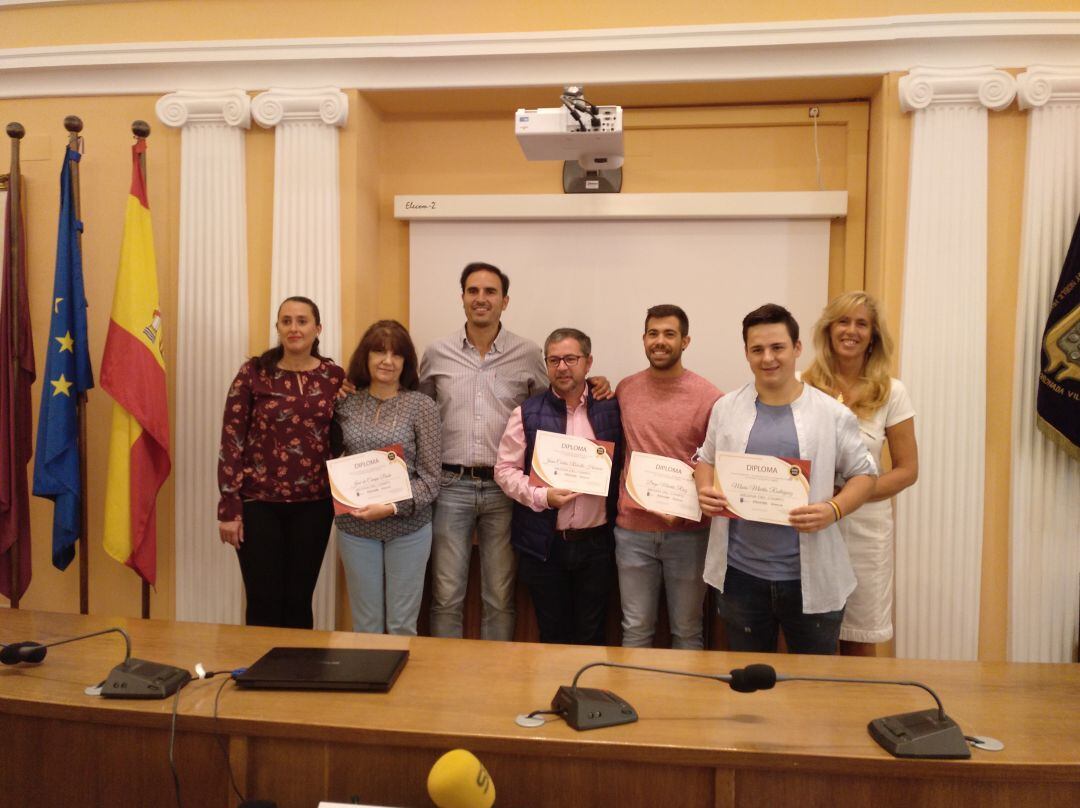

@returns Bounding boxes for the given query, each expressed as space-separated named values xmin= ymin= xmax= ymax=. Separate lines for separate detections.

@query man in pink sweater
xmin=614 ymin=305 xmax=722 ymax=649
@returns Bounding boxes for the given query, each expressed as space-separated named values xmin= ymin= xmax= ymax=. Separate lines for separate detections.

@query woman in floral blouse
xmin=334 ymin=320 xmax=440 ymax=636
xmin=217 ymin=296 xmax=345 ymax=628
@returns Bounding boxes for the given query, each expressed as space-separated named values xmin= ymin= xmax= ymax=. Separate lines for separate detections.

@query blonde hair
xmin=803 ymin=291 xmax=895 ymax=418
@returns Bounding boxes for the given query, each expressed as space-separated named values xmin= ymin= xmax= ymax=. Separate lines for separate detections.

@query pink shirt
xmin=494 ymin=388 xmax=607 ymax=530
xmin=615 ymin=368 xmax=722 ymax=532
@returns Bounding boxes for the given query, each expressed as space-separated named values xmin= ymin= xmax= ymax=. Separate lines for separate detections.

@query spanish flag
xmin=100 ymin=140 xmax=170 ymax=585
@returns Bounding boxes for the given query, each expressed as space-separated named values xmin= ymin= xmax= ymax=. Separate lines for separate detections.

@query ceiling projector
xmin=515 ymin=103 xmax=623 ymax=170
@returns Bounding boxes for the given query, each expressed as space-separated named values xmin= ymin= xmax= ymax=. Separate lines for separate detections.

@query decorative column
xmin=1009 ymin=67 xmax=1080 ymax=663
xmin=895 ymin=67 xmax=1016 ymax=660
xmin=156 ymin=89 xmax=251 ymax=626
xmin=252 ymin=87 xmax=348 ymax=631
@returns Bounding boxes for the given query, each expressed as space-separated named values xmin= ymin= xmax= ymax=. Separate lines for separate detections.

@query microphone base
xmin=101 ymin=658 xmax=192 ymax=699
xmin=868 ymin=709 xmax=971 ymax=759
xmin=552 ymin=685 xmax=638 ymax=731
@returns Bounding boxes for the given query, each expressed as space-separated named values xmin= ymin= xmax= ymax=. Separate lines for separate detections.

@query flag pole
xmin=64 ymin=115 xmax=92 ymax=615
xmin=132 ymin=119 xmax=151 ymax=620
xmin=5 ymin=122 xmax=25 ymax=609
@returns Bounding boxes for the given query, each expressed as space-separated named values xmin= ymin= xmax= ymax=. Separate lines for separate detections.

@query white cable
xmin=812 ymin=112 xmax=823 ymax=190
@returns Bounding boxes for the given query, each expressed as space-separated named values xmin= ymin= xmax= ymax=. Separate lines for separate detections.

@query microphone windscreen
xmin=427 ymin=749 xmax=495 ymax=808
xmin=743 ymin=663 xmax=777 ymax=690
xmin=729 ymin=663 xmax=777 ymax=692
xmin=0 ymin=642 xmax=46 ymax=665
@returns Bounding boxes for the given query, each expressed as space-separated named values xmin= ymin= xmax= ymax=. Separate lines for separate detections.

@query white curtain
xmin=895 ymin=67 xmax=1017 ymax=660
xmin=157 ymin=90 xmax=251 ymax=625
xmin=252 ymin=87 xmax=349 ymax=631
xmin=1009 ymin=66 xmax=1080 ymax=663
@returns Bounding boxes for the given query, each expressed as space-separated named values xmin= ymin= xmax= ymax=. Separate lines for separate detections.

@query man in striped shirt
xmin=419 ymin=263 xmax=549 ymax=640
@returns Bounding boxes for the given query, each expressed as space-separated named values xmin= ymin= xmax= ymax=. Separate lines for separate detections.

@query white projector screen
xmin=408 ymin=219 xmax=830 ymax=393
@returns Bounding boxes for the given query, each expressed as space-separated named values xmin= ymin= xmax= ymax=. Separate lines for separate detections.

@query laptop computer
xmin=234 ymin=647 xmax=409 ymax=692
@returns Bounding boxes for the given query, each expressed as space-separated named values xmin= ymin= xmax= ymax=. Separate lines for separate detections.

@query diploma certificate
xmin=529 ymin=430 xmax=614 ymax=497
xmin=327 ymin=444 xmax=413 ymax=515
xmin=712 ymin=451 xmax=811 ymax=526
xmin=625 ymin=451 xmax=702 ymax=522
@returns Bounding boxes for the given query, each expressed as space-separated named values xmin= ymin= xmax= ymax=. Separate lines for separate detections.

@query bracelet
xmin=826 ymin=499 xmax=842 ymax=523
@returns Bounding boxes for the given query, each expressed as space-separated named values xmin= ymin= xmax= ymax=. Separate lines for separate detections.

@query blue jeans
xmin=429 ymin=472 xmax=516 ymax=640
xmin=716 ymin=565 xmax=844 ymax=655
xmin=338 ymin=523 xmax=432 ymax=636
xmin=613 ymin=527 xmax=708 ymax=650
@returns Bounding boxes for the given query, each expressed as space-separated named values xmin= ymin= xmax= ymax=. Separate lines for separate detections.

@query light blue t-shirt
xmin=728 ymin=399 xmax=801 ymax=581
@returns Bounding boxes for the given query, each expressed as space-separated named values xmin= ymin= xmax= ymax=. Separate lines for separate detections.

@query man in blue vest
xmin=494 ymin=328 xmax=623 ymax=645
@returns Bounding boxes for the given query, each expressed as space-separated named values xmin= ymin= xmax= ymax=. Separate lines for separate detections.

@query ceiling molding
xmin=2 ymin=13 xmax=1080 ymax=98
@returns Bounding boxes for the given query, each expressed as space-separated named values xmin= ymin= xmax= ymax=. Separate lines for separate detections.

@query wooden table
xmin=1 ymin=609 xmax=1078 ymax=808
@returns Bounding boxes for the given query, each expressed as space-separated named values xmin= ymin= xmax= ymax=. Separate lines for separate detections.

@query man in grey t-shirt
xmin=695 ymin=304 xmax=876 ymax=654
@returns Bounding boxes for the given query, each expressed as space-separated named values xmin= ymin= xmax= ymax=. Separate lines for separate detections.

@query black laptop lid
xmin=235 ymin=647 xmax=408 ymax=691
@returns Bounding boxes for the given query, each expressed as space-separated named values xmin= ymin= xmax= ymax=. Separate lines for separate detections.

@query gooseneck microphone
xmin=551 ymin=660 xmax=774 ymax=731
xmin=1 ymin=627 xmax=132 ymax=665
xmin=773 ymin=670 xmax=945 ymax=718
xmin=766 ymin=667 xmax=969 ymax=759
xmin=547 ymin=660 xmax=969 ymax=759
xmin=569 ymin=660 xmax=744 ymax=690
xmin=2 ymin=625 xmax=190 ymax=699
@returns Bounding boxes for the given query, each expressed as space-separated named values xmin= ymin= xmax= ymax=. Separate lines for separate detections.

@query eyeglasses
xmin=544 ymin=354 xmax=586 ymax=368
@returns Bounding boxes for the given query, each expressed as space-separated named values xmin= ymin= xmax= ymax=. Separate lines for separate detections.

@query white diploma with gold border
xmin=713 ymin=450 xmax=811 ymax=526
xmin=625 ymin=451 xmax=702 ymax=521
xmin=529 ymin=430 xmax=614 ymax=497
xmin=327 ymin=444 xmax=412 ymax=515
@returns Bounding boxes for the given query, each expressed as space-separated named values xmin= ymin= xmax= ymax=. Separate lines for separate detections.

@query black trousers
xmin=237 ymin=499 xmax=333 ymax=629
xmin=517 ymin=531 xmax=613 ymax=646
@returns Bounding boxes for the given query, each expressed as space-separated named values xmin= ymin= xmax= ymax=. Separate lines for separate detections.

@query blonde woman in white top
xmin=803 ymin=291 xmax=918 ymax=655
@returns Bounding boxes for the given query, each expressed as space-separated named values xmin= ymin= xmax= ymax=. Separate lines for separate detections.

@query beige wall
xmin=0 ymin=1 xmax=1052 ymax=659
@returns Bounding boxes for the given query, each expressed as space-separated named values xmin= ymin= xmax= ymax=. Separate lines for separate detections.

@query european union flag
xmin=33 ymin=147 xmax=94 ymax=571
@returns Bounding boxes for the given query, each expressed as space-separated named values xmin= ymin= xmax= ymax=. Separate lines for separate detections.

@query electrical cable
xmin=561 ymin=99 xmax=587 ymax=132
xmin=525 ymin=708 xmax=564 ymax=720
xmin=169 ymin=686 xmax=184 ymax=808
xmin=812 ymin=111 xmax=823 ymax=190
xmin=214 ymin=674 xmax=246 ymax=803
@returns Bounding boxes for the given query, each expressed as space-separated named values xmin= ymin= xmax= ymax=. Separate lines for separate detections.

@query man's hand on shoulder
xmin=587 ymin=376 xmax=614 ymax=400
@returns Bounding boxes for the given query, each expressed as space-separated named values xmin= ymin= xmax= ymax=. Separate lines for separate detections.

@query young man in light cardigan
xmin=695 ymin=303 xmax=876 ymax=654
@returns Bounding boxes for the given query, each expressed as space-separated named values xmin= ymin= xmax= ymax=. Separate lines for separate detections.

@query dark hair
xmin=644 ymin=304 xmax=689 ymax=337
xmin=544 ymin=327 xmax=592 ymax=357
xmin=256 ymin=296 xmax=327 ymax=372
xmin=742 ymin=303 xmax=799 ymax=345
xmin=347 ymin=320 xmax=420 ymax=391
xmin=459 ymin=262 xmax=510 ymax=296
